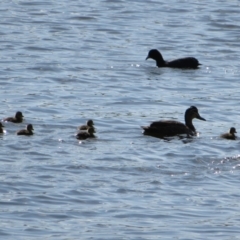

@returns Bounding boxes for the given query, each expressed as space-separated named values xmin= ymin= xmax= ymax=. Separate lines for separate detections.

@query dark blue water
xmin=1 ymin=1 xmax=240 ymax=239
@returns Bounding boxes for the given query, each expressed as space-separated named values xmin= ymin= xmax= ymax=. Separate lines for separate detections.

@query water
xmin=1 ymin=0 xmax=240 ymax=239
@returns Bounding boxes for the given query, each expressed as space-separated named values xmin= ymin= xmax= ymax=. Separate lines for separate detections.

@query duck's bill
xmin=196 ymin=115 xmax=206 ymax=121
xmin=145 ymin=56 xmax=149 ymax=60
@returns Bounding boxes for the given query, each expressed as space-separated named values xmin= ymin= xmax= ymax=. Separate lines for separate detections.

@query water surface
xmin=1 ymin=0 xmax=240 ymax=239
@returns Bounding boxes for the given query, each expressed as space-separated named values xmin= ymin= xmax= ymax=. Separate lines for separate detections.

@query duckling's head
xmin=87 ymin=119 xmax=94 ymax=127
xmin=230 ymin=127 xmax=237 ymax=134
xmin=27 ymin=124 xmax=34 ymax=131
xmin=185 ymin=106 xmax=206 ymax=121
xmin=16 ymin=111 xmax=24 ymax=118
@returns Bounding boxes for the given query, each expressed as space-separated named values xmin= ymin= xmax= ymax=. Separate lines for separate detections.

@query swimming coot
xmin=146 ymin=49 xmax=201 ymax=69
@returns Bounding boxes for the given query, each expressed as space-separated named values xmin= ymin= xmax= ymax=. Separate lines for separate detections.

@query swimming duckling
xmin=76 ymin=127 xmax=95 ymax=140
xmin=4 ymin=111 xmax=24 ymax=123
xmin=142 ymin=106 xmax=206 ymax=138
xmin=146 ymin=49 xmax=201 ymax=69
xmin=0 ymin=122 xmax=4 ymax=133
xmin=221 ymin=127 xmax=237 ymax=140
xmin=79 ymin=119 xmax=95 ymax=132
xmin=17 ymin=124 xmax=34 ymax=136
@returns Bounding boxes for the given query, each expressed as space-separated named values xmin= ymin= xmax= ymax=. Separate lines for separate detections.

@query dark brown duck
xmin=142 ymin=106 xmax=206 ymax=138
xmin=76 ymin=127 xmax=95 ymax=140
xmin=4 ymin=111 xmax=24 ymax=123
xmin=17 ymin=124 xmax=34 ymax=136
xmin=146 ymin=49 xmax=201 ymax=69
xmin=221 ymin=127 xmax=237 ymax=140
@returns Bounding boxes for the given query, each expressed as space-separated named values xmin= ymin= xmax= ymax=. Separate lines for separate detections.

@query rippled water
xmin=1 ymin=0 xmax=240 ymax=239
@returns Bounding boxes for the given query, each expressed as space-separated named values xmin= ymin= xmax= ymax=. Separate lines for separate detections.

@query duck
xmin=221 ymin=127 xmax=237 ymax=140
xmin=17 ymin=124 xmax=34 ymax=136
xmin=79 ymin=119 xmax=95 ymax=132
xmin=76 ymin=127 xmax=95 ymax=140
xmin=146 ymin=49 xmax=201 ymax=69
xmin=141 ymin=106 xmax=206 ymax=138
xmin=4 ymin=111 xmax=24 ymax=123
xmin=0 ymin=122 xmax=4 ymax=133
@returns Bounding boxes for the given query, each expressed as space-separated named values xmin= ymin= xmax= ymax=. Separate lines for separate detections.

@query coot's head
xmin=146 ymin=49 xmax=164 ymax=61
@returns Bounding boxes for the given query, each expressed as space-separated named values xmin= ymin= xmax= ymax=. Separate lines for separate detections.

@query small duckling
xmin=76 ymin=127 xmax=95 ymax=140
xmin=221 ymin=127 xmax=237 ymax=140
xmin=0 ymin=122 xmax=4 ymax=133
xmin=17 ymin=124 xmax=34 ymax=136
xmin=79 ymin=119 xmax=95 ymax=132
xmin=4 ymin=111 xmax=24 ymax=123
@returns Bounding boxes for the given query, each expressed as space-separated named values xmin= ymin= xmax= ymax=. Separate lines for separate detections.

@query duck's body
xmin=79 ymin=119 xmax=95 ymax=132
xmin=76 ymin=127 xmax=95 ymax=140
xmin=4 ymin=111 xmax=24 ymax=123
xmin=17 ymin=124 xmax=34 ymax=136
xmin=221 ymin=127 xmax=237 ymax=140
xmin=0 ymin=122 xmax=4 ymax=133
xmin=142 ymin=120 xmax=193 ymax=138
xmin=142 ymin=106 xmax=206 ymax=138
xmin=146 ymin=49 xmax=201 ymax=69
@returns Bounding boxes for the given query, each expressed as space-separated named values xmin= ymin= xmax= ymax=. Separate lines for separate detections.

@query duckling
xmin=17 ymin=124 xmax=34 ymax=136
xmin=221 ymin=127 xmax=237 ymax=140
xmin=142 ymin=106 xmax=206 ymax=138
xmin=76 ymin=127 xmax=95 ymax=140
xmin=0 ymin=122 xmax=4 ymax=133
xmin=4 ymin=111 xmax=24 ymax=123
xmin=146 ymin=49 xmax=201 ymax=69
xmin=79 ymin=119 xmax=95 ymax=132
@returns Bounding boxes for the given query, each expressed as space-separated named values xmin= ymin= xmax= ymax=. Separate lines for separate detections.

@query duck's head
xmin=185 ymin=106 xmax=206 ymax=121
xmin=87 ymin=119 xmax=94 ymax=127
xmin=230 ymin=127 xmax=237 ymax=134
xmin=27 ymin=124 xmax=34 ymax=131
xmin=16 ymin=111 xmax=24 ymax=118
